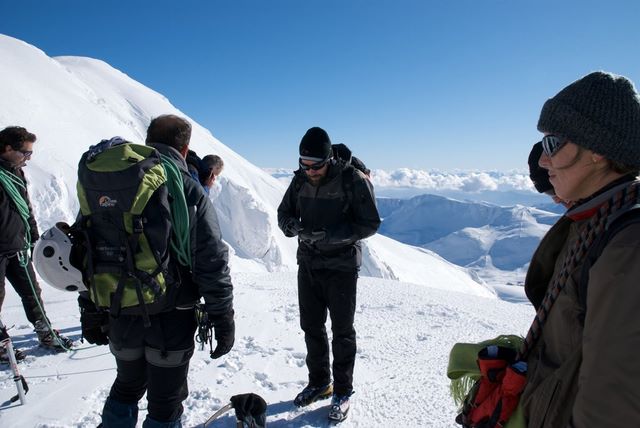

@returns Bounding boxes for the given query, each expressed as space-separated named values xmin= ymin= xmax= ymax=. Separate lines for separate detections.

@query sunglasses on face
xmin=541 ymin=135 xmax=568 ymax=157
xmin=299 ymin=158 xmax=328 ymax=171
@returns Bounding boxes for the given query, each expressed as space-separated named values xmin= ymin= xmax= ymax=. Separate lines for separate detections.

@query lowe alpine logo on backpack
xmin=98 ymin=195 xmax=118 ymax=208
xmin=76 ymin=138 xmax=184 ymax=325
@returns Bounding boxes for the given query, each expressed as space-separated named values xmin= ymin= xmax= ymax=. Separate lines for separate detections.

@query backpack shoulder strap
xmin=291 ymin=169 xmax=306 ymax=218
xmin=578 ymin=203 xmax=640 ymax=314
xmin=292 ymin=169 xmax=305 ymax=193
xmin=340 ymin=163 xmax=359 ymax=215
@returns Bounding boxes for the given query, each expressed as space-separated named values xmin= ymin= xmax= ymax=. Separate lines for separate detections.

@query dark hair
xmin=528 ymin=141 xmax=553 ymax=194
xmin=608 ymin=159 xmax=640 ymax=177
xmin=199 ymin=154 xmax=224 ymax=182
xmin=0 ymin=126 xmax=36 ymax=151
xmin=145 ymin=115 xmax=192 ymax=151
xmin=202 ymin=154 xmax=223 ymax=170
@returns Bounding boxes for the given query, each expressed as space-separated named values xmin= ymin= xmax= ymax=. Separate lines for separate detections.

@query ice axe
xmin=0 ymin=318 xmax=28 ymax=405
xmin=203 ymin=393 xmax=267 ymax=427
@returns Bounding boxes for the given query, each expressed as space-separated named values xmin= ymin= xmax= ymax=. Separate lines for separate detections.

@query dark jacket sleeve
xmin=18 ymin=168 xmax=39 ymax=243
xmin=277 ymin=178 xmax=298 ymax=237
xmin=185 ymin=176 xmax=233 ymax=316
xmin=325 ymin=171 xmax=381 ymax=245
xmin=26 ymin=191 xmax=39 ymax=244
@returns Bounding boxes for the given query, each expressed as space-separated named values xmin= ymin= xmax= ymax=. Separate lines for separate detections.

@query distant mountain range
xmin=378 ymin=194 xmax=561 ymax=270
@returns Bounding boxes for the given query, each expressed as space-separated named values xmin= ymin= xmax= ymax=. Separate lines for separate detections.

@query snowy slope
xmin=379 ymin=194 xmax=560 ymax=270
xmin=0 ymin=272 xmax=533 ymax=427
xmin=0 ymin=33 xmax=489 ymax=297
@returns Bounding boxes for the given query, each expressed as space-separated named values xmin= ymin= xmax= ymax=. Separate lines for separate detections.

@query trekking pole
xmin=0 ymin=318 xmax=28 ymax=405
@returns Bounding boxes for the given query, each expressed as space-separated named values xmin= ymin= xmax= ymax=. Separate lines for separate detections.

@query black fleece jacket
xmin=0 ymin=159 xmax=39 ymax=256
xmin=277 ymin=160 xmax=381 ymax=271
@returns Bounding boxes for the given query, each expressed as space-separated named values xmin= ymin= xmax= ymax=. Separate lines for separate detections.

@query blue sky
xmin=3 ymin=0 xmax=640 ymax=170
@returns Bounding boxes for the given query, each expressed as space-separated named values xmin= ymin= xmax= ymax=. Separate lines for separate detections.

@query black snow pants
xmin=297 ymin=262 xmax=358 ymax=396
xmin=106 ymin=308 xmax=197 ymax=423
xmin=0 ymin=254 xmax=47 ymax=324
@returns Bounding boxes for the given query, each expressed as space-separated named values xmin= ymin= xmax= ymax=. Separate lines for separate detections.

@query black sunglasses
xmin=299 ymin=158 xmax=329 ymax=171
xmin=541 ymin=135 xmax=567 ymax=158
xmin=18 ymin=150 xmax=33 ymax=157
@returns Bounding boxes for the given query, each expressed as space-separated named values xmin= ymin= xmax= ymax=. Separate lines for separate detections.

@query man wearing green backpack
xmin=78 ymin=115 xmax=234 ymax=428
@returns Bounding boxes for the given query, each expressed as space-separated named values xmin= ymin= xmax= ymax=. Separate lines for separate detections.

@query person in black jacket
xmin=277 ymin=127 xmax=381 ymax=422
xmin=186 ymin=151 xmax=224 ymax=194
xmin=0 ymin=126 xmax=72 ymax=360
xmin=84 ymin=115 xmax=235 ymax=428
xmin=185 ymin=149 xmax=203 ymax=184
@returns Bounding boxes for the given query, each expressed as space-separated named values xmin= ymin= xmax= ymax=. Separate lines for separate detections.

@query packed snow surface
xmin=0 ymin=272 xmax=533 ymax=427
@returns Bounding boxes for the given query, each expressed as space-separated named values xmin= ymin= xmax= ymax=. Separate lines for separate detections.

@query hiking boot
xmin=0 ymin=325 xmax=26 ymax=363
xmin=294 ymin=383 xmax=333 ymax=407
xmin=0 ymin=344 xmax=26 ymax=363
xmin=328 ymin=393 xmax=352 ymax=423
xmin=35 ymin=320 xmax=73 ymax=351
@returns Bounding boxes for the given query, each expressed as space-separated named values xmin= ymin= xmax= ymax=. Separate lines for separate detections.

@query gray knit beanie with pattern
xmin=537 ymin=71 xmax=640 ymax=168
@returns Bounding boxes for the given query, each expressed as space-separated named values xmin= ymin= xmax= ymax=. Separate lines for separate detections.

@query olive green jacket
xmin=521 ymin=179 xmax=640 ymax=428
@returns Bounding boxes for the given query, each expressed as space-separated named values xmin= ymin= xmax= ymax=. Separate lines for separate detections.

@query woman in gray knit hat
xmin=515 ymin=71 xmax=640 ymax=427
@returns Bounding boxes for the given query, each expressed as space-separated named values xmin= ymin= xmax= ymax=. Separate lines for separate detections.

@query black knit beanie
xmin=299 ymin=127 xmax=332 ymax=161
xmin=528 ymin=141 xmax=553 ymax=194
xmin=537 ymin=71 xmax=640 ymax=168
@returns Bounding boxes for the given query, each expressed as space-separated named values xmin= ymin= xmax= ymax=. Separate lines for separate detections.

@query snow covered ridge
xmin=0 ymin=33 xmax=492 ymax=298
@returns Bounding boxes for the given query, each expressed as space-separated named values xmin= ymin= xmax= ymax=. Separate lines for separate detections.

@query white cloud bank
xmin=267 ymin=168 xmax=535 ymax=193
xmin=371 ymin=169 xmax=533 ymax=192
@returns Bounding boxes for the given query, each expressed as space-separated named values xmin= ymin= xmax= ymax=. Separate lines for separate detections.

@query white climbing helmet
xmin=34 ymin=223 xmax=86 ymax=292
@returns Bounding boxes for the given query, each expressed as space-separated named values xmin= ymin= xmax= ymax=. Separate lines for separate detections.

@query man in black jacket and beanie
xmin=278 ymin=127 xmax=380 ymax=422
xmin=84 ymin=115 xmax=235 ymax=428
xmin=0 ymin=126 xmax=73 ymax=360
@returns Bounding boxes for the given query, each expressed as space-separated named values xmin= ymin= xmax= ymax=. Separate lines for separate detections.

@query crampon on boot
xmin=35 ymin=320 xmax=73 ymax=351
xmin=328 ymin=392 xmax=353 ymax=423
xmin=294 ymin=383 xmax=333 ymax=407
xmin=0 ymin=325 xmax=26 ymax=362
xmin=0 ymin=343 xmax=26 ymax=363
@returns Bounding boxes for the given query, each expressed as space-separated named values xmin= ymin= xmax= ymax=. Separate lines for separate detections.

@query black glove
xmin=298 ymin=229 xmax=326 ymax=245
xmin=78 ymin=295 xmax=109 ymax=345
xmin=209 ymin=309 xmax=235 ymax=359
xmin=283 ymin=218 xmax=303 ymax=237
xmin=231 ymin=393 xmax=267 ymax=428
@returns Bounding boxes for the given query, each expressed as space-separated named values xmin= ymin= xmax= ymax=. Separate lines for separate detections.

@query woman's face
xmin=538 ymin=138 xmax=600 ymax=202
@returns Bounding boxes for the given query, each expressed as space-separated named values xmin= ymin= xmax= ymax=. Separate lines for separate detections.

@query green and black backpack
xmin=76 ymin=138 xmax=190 ymax=325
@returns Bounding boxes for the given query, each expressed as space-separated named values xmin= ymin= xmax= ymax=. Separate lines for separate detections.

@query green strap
xmin=160 ymin=155 xmax=191 ymax=267
xmin=0 ymin=168 xmax=31 ymax=262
